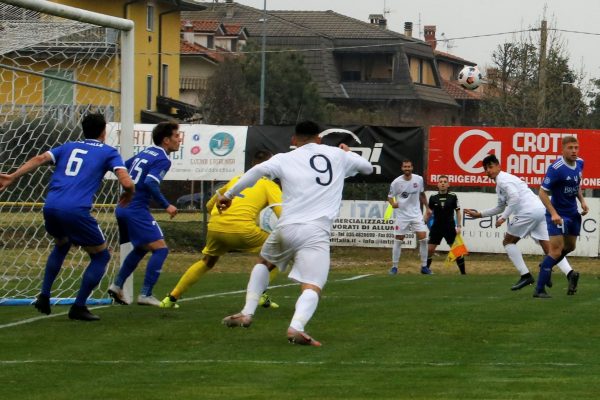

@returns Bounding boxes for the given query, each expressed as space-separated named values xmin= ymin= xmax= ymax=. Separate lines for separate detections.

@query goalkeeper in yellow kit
xmin=160 ymin=151 xmax=282 ymax=308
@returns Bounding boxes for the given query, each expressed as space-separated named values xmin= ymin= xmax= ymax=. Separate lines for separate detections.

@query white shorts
xmin=394 ymin=217 xmax=428 ymax=236
xmin=260 ymin=223 xmax=330 ymax=289
xmin=506 ymin=209 xmax=548 ymax=241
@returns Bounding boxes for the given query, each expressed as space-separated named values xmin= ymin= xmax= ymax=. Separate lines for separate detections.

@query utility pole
xmin=537 ymin=19 xmax=547 ymax=127
xmin=259 ymin=0 xmax=267 ymax=125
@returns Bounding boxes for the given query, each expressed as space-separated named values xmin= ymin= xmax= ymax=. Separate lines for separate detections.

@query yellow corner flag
xmin=384 ymin=204 xmax=394 ymax=220
xmin=446 ymin=234 xmax=468 ymax=265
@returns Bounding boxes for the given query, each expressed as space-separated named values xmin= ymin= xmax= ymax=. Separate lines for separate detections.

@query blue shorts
xmin=43 ymin=207 xmax=105 ymax=246
xmin=546 ymin=213 xmax=581 ymax=237
xmin=116 ymin=207 xmax=163 ymax=247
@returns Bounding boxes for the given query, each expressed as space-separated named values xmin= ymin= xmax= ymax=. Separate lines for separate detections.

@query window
xmin=341 ymin=71 xmax=361 ymax=81
xmin=44 ymin=69 xmax=74 ymax=105
xmin=146 ymin=75 xmax=153 ymax=110
xmin=207 ymin=35 xmax=214 ymax=49
xmin=161 ymin=64 xmax=168 ymax=96
xmin=409 ymin=57 xmax=437 ymax=86
xmin=146 ymin=4 xmax=154 ymax=32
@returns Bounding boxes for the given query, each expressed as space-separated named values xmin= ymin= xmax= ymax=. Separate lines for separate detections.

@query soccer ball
xmin=258 ymin=204 xmax=280 ymax=233
xmin=457 ymin=66 xmax=482 ymax=90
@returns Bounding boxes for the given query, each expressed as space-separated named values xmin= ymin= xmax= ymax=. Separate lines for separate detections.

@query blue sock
xmin=75 ymin=249 xmax=111 ymax=306
xmin=114 ymin=247 xmax=148 ymax=288
xmin=140 ymin=248 xmax=169 ymax=296
xmin=41 ymin=242 xmax=71 ymax=297
xmin=536 ymin=255 xmax=557 ymax=292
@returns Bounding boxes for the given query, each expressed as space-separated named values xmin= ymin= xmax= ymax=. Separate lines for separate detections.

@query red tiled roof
xmin=223 ymin=23 xmax=243 ymax=35
xmin=442 ymin=79 xmax=482 ymax=100
xmin=435 ymin=50 xmax=475 ymax=66
xmin=181 ymin=20 xmax=221 ymax=32
xmin=180 ymin=40 xmax=228 ymax=63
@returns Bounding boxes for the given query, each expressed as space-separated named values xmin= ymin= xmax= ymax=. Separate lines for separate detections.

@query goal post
xmin=0 ymin=0 xmax=134 ymax=305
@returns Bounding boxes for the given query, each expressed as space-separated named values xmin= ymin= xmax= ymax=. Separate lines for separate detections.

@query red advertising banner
xmin=428 ymin=126 xmax=600 ymax=188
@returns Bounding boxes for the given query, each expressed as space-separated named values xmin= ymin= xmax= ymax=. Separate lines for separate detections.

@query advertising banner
xmin=246 ymin=125 xmax=425 ymax=183
xmin=431 ymin=192 xmax=599 ymax=257
xmin=331 ymin=201 xmax=416 ymax=248
xmin=428 ymin=126 xmax=600 ymax=188
xmin=107 ymin=123 xmax=247 ymax=180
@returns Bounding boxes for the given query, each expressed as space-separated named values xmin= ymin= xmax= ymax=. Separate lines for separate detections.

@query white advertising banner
xmin=331 ymin=201 xmax=416 ymax=249
xmin=430 ymin=192 xmax=599 ymax=257
xmin=330 ymin=195 xmax=599 ymax=256
xmin=107 ymin=123 xmax=247 ymax=180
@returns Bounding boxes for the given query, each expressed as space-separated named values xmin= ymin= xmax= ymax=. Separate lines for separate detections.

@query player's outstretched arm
xmin=0 ymin=153 xmax=52 ymax=191
xmin=464 ymin=209 xmax=482 ymax=218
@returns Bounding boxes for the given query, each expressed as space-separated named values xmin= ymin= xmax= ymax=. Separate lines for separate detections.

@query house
xmin=183 ymin=1 xmax=468 ymax=126
xmin=0 ymin=0 xmax=205 ymax=123
xmin=421 ymin=24 xmax=483 ymax=125
xmin=179 ymin=19 xmax=248 ymax=108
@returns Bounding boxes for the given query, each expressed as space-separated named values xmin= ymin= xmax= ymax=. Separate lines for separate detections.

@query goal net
xmin=0 ymin=1 xmax=133 ymax=306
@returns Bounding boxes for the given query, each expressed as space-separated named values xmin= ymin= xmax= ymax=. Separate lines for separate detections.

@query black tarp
xmin=245 ymin=125 xmax=425 ymax=183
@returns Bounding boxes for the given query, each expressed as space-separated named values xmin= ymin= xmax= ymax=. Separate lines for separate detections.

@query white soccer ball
xmin=457 ymin=66 xmax=482 ymax=90
xmin=258 ymin=204 xmax=280 ymax=233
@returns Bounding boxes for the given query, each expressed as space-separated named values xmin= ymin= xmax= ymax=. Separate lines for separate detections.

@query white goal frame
xmin=0 ymin=0 xmax=135 ymax=305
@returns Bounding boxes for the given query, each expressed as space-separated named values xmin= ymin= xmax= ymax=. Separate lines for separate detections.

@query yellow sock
xmin=171 ymin=260 xmax=210 ymax=299
xmin=268 ymin=267 xmax=278 ymax=284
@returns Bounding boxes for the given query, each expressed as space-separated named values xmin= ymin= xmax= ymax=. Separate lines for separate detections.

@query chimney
xmin=424 ymin=25 xmax=437 ymax=49
xmin=404 ymin=21 xmax=413 ymax=37
xmin=225 ymin=0 xmax=234 ymax=19
xmin=182 ymin=21 xmax=194 ymax=43
xmin=368 ymin=14 xmax=386 ymax=29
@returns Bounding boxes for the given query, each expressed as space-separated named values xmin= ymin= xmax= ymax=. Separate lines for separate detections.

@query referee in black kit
xmin=425 ymin=175 xmax=466 ymax=274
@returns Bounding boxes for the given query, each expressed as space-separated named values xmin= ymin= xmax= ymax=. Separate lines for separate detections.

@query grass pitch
xmin=1 ymin=249 xmax=600 ymax=399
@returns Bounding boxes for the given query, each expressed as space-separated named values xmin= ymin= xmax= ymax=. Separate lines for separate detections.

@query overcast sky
xmin=232 ymin=0 xmax=600 ymax=83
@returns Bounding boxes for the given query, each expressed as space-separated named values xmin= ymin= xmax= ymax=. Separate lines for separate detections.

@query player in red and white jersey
xmin=219 ymin=120 xmax=373 ymax=346
xmin=387 ymin=160 xmax=431 ymax=275
xmin=465 ymin=154 xmax=578 ymax=291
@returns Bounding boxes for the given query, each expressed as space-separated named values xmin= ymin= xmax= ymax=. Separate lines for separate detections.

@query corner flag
xmin=446 ymin=234 xmax=468 ymax=265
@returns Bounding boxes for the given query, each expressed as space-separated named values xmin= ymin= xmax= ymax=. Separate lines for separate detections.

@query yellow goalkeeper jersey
xmin=205 ymin=175 xmax=282 ymax=233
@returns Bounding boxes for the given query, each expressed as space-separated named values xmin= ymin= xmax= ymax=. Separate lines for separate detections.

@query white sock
xmin=504 ymin=244 xmax=529 ymax=275
xmin=392 ymin=240 xmax=402 ymax=267
xmin=556 ymin=257 xmax=573 ymax=276
xmin=241 ymin=263 xmax=270 ymax=316
xmin=290 ymin=288 xmax=319 ymax=332
xmin=419 ymin=238 xmax=428 ymax=266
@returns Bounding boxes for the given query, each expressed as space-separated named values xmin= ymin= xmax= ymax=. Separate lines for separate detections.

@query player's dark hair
xmin=401 ymin=159 xmax=413 ymax=166
xmin=482 ymin=154 xmax=499 ymax=168
xmin=152 ymin=121 xmax=179 ymax=146
xmin=252 ymin=150 xmax=272 ymax=165
xmin=81 ymin=113 xmax=106 ymax=139
xmin=294 ymin=120 xmax=321 ymax=138
xmin=438 ymin=175 xmax=449 ymax=181
xmin=562 ymin=136 xmax=578 ymax=146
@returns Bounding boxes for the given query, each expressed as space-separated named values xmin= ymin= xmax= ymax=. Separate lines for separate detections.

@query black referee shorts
xmin=428 ymin=225 xmax=457 ymax=246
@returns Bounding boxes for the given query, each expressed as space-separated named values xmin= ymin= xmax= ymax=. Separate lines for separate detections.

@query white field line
xmin=0 ymin=274 xmax=373 ymax=330
xmin=0 ymin=359 xmax=583 ymax=367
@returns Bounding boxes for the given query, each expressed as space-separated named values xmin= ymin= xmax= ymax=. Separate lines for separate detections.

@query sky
xmin=232 ymin=0 xmax=600 ymax=83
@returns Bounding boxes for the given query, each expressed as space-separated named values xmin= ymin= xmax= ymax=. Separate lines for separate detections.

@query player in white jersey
xmin=464 ymin=154 xmax=577 ymax=291
xmin=219 ymin=121 xmax=373 ymax=346
xmin=387 ymin=159 xmax=431 ymax=275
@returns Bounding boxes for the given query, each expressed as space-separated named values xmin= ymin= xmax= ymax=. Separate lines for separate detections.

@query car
xmin=175 ymin=192 xmax=211 ymax=210
xmin=175 ymin=183 xmax=226 ymax=210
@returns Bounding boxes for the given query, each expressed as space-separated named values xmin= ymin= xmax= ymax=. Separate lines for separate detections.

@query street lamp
xmin=259 ymin=0 xmax=267 ymax=125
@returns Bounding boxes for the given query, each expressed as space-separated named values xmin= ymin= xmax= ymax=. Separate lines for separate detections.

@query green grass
xmin=1 ymin=250 xmax=600 ymax=399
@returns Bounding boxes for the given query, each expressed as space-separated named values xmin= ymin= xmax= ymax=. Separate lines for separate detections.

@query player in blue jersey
xmin=0 ymin=113 xmax=135 ymax=321
xmin=533 ymin=136 xmax=588 ymax=298
xmin=107 ymin=121 xmax=181 ymax=307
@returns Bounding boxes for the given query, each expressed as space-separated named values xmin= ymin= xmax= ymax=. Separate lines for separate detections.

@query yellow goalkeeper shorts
xmin=202 ymin=228 xmax=269 ymax=257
